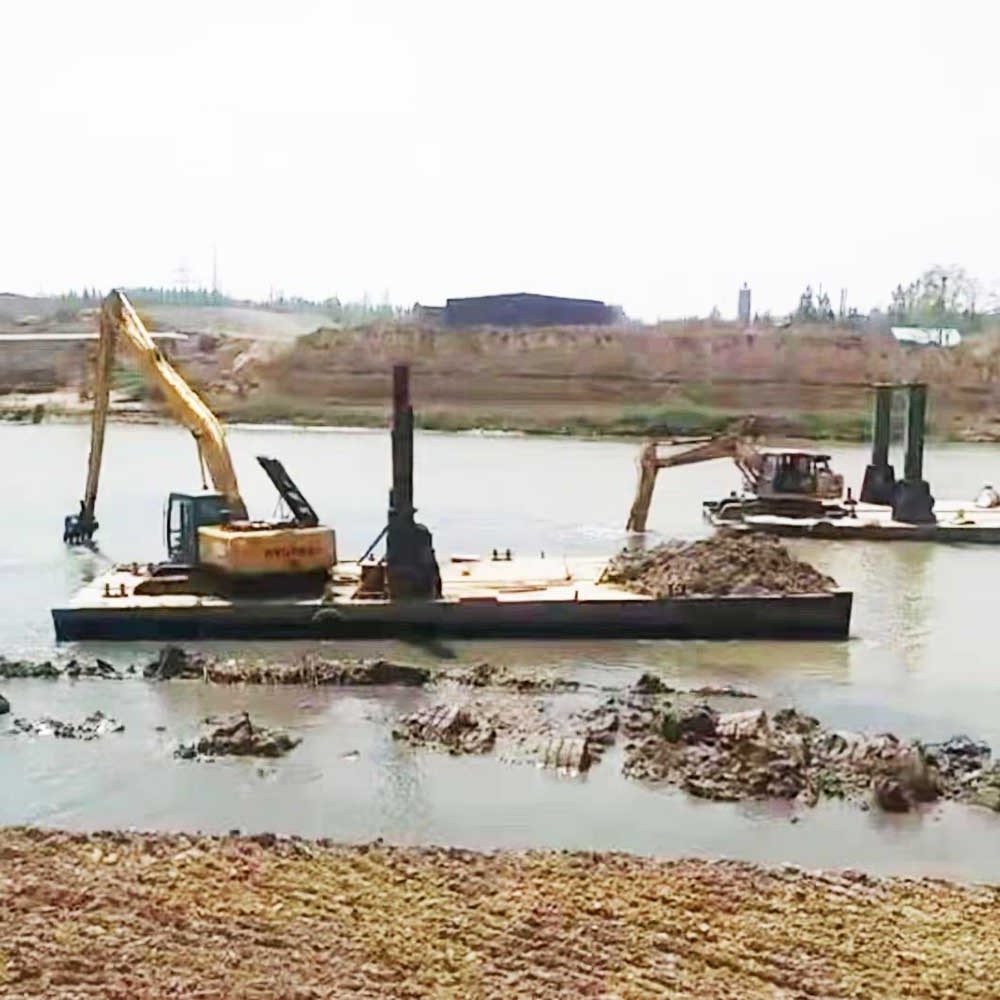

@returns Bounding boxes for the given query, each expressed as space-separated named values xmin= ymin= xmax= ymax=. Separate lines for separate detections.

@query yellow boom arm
xmin=78 ymin=290 xmax=248 ymax=530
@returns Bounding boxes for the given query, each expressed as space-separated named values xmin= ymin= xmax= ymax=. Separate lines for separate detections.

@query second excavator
xmin=626 ymin=422 xmax=845 ymax=532
xmin=62 ymin=289 xmax=335 ymax=596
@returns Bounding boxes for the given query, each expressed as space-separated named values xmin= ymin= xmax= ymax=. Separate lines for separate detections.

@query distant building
xmin=890 ymin=326 xmax=962 ymax=348
xmin=737 ymin=284 xmax=751 ymax=325
xmin=412 ymin=303 xmax=445 ymax=324
xmin=435 ymin=292 xmax=621 ymax=328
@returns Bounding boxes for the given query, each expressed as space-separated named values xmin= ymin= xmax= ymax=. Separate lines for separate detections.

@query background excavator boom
xmin=64 ymin=289 xmax=247 ymax=543
xmin=626 ymin=433 xmax=760 ymax=533
xmin=625 ymin=418 xmax=844 ymax=533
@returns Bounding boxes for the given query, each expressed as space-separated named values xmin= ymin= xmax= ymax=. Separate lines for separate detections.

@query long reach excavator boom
xmin=626 ymin=431 xmax=762 ymax=533
xmin=64 ymin=290 xmax=247 ymax=543
xmin=625 ymin=421 xmax=844 ymax=533
xmin=62 ymin=289 xmax=335 ymax=594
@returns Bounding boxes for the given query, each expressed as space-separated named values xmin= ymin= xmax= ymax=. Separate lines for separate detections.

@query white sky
xmin=2 ymin=0 xmax=998 ymax=319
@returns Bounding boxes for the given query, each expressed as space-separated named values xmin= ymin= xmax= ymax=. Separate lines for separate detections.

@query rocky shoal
xmin=391 ymin=676 xmax=1000 ymax=813
xmin=4 ymin=649 xmax=1000 ymax=814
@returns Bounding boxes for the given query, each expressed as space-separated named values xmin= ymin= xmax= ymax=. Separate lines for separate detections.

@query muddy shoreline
xmin=0 ymin=827 xmax=996 ymax=999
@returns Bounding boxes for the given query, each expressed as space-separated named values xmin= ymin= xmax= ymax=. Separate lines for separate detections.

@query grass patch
xmin=795 ymin=410 xmax=870 ymax=442
xmin=218 ymin=392 xmax=878 ymax=441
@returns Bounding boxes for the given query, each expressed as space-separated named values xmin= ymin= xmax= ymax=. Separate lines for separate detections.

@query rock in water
xmin=145 ymin=645 xmax=191 ymax=680
xmin=10 ymin=711 xmax=124 ymax=739
xmin=897 ymin=746 xmax=940 ymax=803
xmin=717 ymin=709 xmax=767 ymax=740
xmin=633 ymin=672 xmax=674 ymax=695
xmin=393 ymin=703 xmax=497 ymax=755
xmin=678 ymin=705 xmax=718 ymax=741
xmin=873 ymin=778 xmax=911 ymax=813
xmin=175 ymin=713 xmax=301 ymax=760
xmin=341 ymin=660 xmax=430 ymax=686
xmin=0 ymin=658 xmax=61 ymax=679
xmin=0 ymin=693 xmax=8 ymax=715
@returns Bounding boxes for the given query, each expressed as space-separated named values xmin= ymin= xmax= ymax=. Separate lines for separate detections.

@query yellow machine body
xmin=198 ymin=525 xmax=336 ymax=576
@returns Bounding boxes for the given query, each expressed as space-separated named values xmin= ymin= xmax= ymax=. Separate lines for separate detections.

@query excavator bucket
xmin=63 ymin=502 xmax=98 ymax=545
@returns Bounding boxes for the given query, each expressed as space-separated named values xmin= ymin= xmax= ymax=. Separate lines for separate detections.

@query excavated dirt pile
xmin=175 ymin=713 xmax=300 ymax=760
xmin=603 ymin=531 xmax=837 ymax=597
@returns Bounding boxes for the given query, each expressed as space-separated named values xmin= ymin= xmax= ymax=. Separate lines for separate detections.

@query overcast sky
xmin=3 ymin=0 xmax=998 ymax=319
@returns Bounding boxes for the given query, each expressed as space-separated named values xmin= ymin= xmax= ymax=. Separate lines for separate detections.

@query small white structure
xmin=891 ymin=326 xmax=962 ymax=348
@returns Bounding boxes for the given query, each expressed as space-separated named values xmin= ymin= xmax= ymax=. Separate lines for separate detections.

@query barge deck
xmin=705 ymin=500 xmax=1000 ymax=543
xmin=52 ymin=556 xmax=852 ymax=642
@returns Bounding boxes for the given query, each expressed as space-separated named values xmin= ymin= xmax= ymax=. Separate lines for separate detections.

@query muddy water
xmin=3 ymin=421 xmax=1000 ymax=879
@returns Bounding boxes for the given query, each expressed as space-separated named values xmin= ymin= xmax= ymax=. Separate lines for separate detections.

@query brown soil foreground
xmin=0 ymin=828 xmax=997 ymax=999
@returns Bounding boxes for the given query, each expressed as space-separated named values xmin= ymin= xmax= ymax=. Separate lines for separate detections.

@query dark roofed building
xmin=442 ymin=292 xmax=621 ymax=328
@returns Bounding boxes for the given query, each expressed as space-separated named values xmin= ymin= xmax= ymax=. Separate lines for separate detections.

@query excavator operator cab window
xmin=767 ymin=454 xmax=795 ymax=493
xmin=165 ymin=492 xmax=230 ymax=565
xmin=769 ymin=454 xmax=814 ymax=495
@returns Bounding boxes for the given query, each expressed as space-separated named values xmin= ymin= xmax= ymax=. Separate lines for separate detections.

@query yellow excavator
xmin=626 ymin=425 xmax=845 ymax=532
xmin=62 ymin=289 xmax=336 ymax=595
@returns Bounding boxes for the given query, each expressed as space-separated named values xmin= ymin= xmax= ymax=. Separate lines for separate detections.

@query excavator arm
xmin=625 ymin=431 xmax=762 ymax=533
xmin=63 ymin=290 xmax=247 ymax=544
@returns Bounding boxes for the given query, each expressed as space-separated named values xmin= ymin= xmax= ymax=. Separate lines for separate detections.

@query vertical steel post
xmin=903 ymin=382 xmax=927 ymax=482
xmin=871 ymin=384 xmax=892 ymax=469
xmin=891 ymin=381 xmax=935 ymax=524
xmin=859 ymin=382 xmax=897 ymax=506
xmin=390 ymin=364 xmax=413 ymax=520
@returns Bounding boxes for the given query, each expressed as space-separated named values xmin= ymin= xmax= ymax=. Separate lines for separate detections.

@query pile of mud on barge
xmin=52 ymin=293 xmax=851 ymax=642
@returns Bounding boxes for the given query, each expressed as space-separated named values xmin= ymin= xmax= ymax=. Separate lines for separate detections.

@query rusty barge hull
xmin=52 ymin=591 xmax=853 ymax=642
xmin=51 ymin=558 xmax=852 ymax=642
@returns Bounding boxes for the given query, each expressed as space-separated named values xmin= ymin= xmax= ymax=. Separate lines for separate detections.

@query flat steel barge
xmin=52 ymin=556 xmax=852 ymax=642
xmin=704 ymin=499 xmax=1000 ymax=543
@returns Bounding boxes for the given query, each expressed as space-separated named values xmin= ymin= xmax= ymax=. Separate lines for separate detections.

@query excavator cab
xmin=165 ymin=492 xmax=231 ymax=565
xmin=757 ymin=451 xmax=843 ymax=500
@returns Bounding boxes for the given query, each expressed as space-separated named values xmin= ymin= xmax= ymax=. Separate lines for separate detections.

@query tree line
xmin=55 ymin=287 xmax=410 ymax=325
xmin=791 ymin=266 xmax=993 ymax=331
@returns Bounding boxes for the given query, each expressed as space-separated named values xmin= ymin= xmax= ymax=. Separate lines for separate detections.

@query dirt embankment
xmin=212 ymin=319 xmax=1000 ymax=440
xmin=9 ymin=308 xmax=1000 ymax=439
xmin=0 ymin=827 xmax=996 ymax=999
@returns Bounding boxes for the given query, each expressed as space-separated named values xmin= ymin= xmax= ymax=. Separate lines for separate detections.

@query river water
xmin=3 ymin=421 xmax=1000 ymax=880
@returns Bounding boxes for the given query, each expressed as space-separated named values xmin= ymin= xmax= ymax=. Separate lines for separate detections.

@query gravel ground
xmin=1 ymin=828 xmax=997 ymax=999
